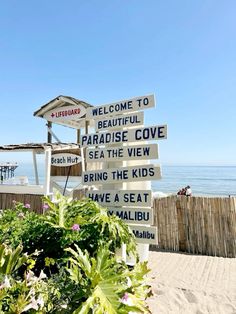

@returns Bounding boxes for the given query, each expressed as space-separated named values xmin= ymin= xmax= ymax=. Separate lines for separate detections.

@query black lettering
xmin=149 ymin=167 xmax=155 ymax=177
xmin=143 ymin=147 xmax=150 ymax=156
xmin=143 ymin=97 xmax=149 ymax=106
xmin=92 ymin=108 xmax=99 ymax=116
xmin=132 ymin=169 xmax=138 ymax=178
xmin=115 ymin=211 xmax=124 ymax=219
xmin=114 ymin=193 xmax=119 ymax=202
xmin=135 ymin=129 xmax=142 ymax=140
xmin=136 ymin=99 xmax=142 ymax=107
xmin=158 ymin=126 xmax=166 ymax=138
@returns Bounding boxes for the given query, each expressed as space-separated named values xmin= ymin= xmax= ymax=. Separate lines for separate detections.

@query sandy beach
xmin=147 ymin=250 xmax=236 ymax=314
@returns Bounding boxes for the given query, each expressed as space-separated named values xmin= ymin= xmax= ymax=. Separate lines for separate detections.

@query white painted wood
xmin=86 ymin=94 xmax=155 ymax=119
xmin=32 ymin=151 xmax=39 ymax=185
xmin=51 ymin=153 xmax=82 ymax=167
xmin=43 ymin=104 xmax=87 ymax=122
xmin=51 ymin=181 xmax=71 ymax=196
xmin=81 ymin=148 xmax=85 ymax=173
xmin=129 ymin=225 xmax=158 ymax=244
xmin=44 ymin=148 xmax=51 ymax=195
xmin=86 ymin=190 xmax=152 ymax=207
xmin=0 ymin=184 xmax=44 ymax=195
xmin=59 ymin=96 xmax=80 ymax=106
xmin=81 ymin=125 xmax=167 ymax=147
xmin=124 ymin=140 xmax=152 ymax=264
xmin=51 ymin=176 xmax=82 ymax=182
xmin=95 ymin=112 xmax=144 ymax=131
xmin=82 ymin=164 xmax=161 ymax=185
xmin=86 ymin=144 xmax=158 ymax=162
xmin=50 ymin=177 xmax=83 ymax=195
xmin=47 ymin=125 xmax=61 ymax=142
xmin=108 ymin=207 xmax=153 ymax=225
xmin=50 ymin=119 xmax=84 ymax=129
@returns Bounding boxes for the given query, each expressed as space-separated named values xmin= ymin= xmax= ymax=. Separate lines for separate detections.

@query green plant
xmin=0 ymin=195 xmax=152 ymax=312
xmin=44 ymin=194 xmax=137 ymax=256
xmin=0 ymin=244 xmax=27 ymax=276
xmin=0 ymin=243 xmax=56 ymax=313
xmin=65 ymin=243 xmax=151 ymax=313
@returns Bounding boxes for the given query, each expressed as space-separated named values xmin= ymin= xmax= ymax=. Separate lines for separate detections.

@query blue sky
xmin=0 ymin=0 xmax=235 ymax=165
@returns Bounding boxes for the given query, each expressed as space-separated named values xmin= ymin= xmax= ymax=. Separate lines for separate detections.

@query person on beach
xmin=185 ymin=185 xmax=192 ymax=196
xmin=177 ymin=186 xmax=192 ymax=196
xmin=177 ymin=188 xmax=186 ymax=195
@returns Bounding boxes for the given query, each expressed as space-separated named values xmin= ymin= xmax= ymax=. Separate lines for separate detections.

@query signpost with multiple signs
xmin=82 ymin=94 xmax=167 ymax=248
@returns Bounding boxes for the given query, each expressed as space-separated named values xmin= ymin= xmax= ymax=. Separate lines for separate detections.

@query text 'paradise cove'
xmin=81 ymin=125 xmax=167 ymax=147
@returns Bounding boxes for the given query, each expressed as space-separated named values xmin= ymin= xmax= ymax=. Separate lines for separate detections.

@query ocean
xmin=152 ymin=165 xmax=236 ymax=197
xmin=13 ymin=163 xmax=236 ymax=197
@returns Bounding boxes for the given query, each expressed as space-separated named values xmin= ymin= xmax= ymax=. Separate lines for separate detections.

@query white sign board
xmin=95 ymin=112 xmax=144 ymax=131
xmin=82 ymin=164 xmax=161 ymax=185
xmin=81 ymin=125 xmax=167 ymax=147
xmin=51 ymin=153 xmax=82 ymax=167
xmin=44 ymin=104 xmax=87 ymax=122
xmin=86 ymin=95 xmax=155 ymax=119
xmin=86 ymin=190 xmax=152 ymax=207
xmin=86 ymin=144 xmax=158 ymax=162
xmin=108 ymin=207 xmax=153 ymax=225
xmin=129 ymin=225 xmax=158 ymax=244
xmin=86 ymin=94 xmax=155 ymax=119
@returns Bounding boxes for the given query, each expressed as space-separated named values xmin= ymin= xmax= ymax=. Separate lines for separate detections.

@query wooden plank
xmin=107 ymin=207 xmax=153 ymax=225
xmin=86 ymin=190 xmax=152 ymax=207
xmin=0 ymin=185 xmax=44 ymax=195
xmin=129 ymin=225 xmax=158 ymax=245
xmin=80 ymin=125 xmax=167 ymax=147
xmin=82 ymin=164 xmax=161 ymax=185
xmin=86 ymin=94 xmax=155 ymax=119
xmin=43 ymin=104 xmax=87 ymax=122
xmin=51 ymin=153 xmax=82 ymax=167
xmin=95 ymin=111 xmax=144 ymax=131
xmin=86 ymin=144 xmax=158 ymax=162
xmin=51 ymin=149 xmax=82 ymax=176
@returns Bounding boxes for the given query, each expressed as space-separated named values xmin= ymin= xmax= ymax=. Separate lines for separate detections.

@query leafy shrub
xmin=0 ymin=195 xmax=152 ymax=313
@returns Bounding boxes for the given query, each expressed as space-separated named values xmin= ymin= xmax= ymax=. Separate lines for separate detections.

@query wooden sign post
xmin=82 ymin=94 xmax=167 ymax=261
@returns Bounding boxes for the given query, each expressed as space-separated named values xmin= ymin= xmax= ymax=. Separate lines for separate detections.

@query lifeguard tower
xmin=0 ymin=95 xmax=94 ymax=210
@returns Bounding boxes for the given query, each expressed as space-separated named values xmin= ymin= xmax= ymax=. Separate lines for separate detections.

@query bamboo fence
xmin=152 ymin=195 xmax=236 ymax=258
xmin=1 ymin=190 xmax=235 ymax=257
xmin=0 ymin=193 xmax=44 ymax=214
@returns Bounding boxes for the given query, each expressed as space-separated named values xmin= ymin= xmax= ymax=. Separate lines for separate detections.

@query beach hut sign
xmin=51 ymin=153 xmax=82 ymax=167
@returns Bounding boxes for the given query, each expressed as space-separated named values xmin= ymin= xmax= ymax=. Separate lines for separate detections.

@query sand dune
xmin=147 ymin=251 xmax=236 ymax=314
